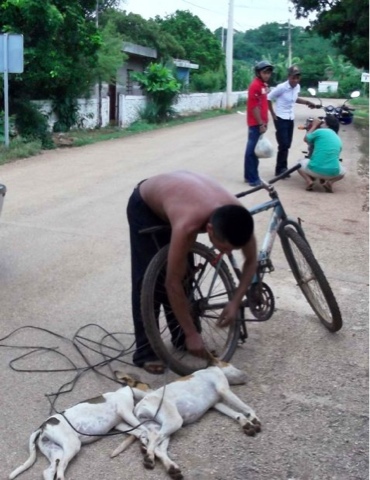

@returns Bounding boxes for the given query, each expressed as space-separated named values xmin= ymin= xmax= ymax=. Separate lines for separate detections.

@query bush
xmin=137 ymin=101 xmax=174 ymax=124
xmin=0 ymin=113 xmax=16 ymax=142
xmin=52 ymin=97 xmax=80 ymax=133
xmin=13 ymin=101 xmax=54 ymax=149
xmin=133 ymin=63 xmax=181 ymax=123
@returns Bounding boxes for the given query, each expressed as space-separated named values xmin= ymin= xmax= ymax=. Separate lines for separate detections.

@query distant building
xmin=173 ymin=59 xmax=199 ymax=87
xmin=108 ymin=43 xmax=199 ymax=124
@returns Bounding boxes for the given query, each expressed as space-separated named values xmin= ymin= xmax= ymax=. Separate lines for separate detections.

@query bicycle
xmin=139 ymin=164 xmax=343 ymax=376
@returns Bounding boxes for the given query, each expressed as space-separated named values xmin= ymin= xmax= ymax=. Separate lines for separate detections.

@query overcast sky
xmin=120 ymin=0 xmax=314 ymax=32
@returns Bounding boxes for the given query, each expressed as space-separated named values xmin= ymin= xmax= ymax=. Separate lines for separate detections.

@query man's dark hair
xmin=324 ymin=115 xmax=340 ymax=133
xmin=210 ymin=205 xmax=254 ymax=247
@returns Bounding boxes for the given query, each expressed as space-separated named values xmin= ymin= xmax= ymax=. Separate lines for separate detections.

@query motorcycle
xmin=306 ymin=88 xmax=360 ymax=126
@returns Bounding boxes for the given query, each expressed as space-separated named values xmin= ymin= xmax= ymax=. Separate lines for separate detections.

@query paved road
xmin=0 ymin=105 xmax=368 ymax=480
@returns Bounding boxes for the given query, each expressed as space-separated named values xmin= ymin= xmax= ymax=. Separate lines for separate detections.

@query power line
xmin=181 ymin=0 xmax=225 ymax=16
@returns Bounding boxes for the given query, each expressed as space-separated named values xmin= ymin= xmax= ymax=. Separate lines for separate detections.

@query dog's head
xmin=206 ymin=352 xmax=247 ymax=385
xmin=114 ymin=371 xmax=151 ymax=391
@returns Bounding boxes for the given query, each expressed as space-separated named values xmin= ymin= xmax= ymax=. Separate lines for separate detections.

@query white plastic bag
xmin=254 ymin=135 xmax=274 ymax=158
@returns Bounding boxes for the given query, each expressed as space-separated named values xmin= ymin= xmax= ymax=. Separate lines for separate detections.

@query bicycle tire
xmin=280 ymin=226 xmax=342 ymax=332
xmin=141 ymin=242 xmax=241 ymax=375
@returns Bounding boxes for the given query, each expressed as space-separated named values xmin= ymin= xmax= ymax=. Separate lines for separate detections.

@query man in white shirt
xmin=268 ymin=65 xmax=317 ymax=176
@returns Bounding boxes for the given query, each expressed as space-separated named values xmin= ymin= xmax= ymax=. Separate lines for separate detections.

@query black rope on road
xmin=0 ymin=324 xmax=150 ymax=413
xmin=0 ymin=324 xmax=170 ymax=437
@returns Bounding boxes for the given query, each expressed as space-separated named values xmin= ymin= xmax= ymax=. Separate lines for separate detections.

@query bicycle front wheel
xmin=141 ymin=242 xmax=240 ymax=375
xmin=281 ymin=227 xmax=342 ymax=332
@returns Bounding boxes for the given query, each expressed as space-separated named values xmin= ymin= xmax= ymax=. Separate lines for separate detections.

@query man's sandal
xmin=142 ymin=360 xmax=166 ymax=375
xmin=323 ymin=182 xmax=333 ymax=193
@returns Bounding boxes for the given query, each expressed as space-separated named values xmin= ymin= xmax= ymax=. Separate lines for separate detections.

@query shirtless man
xmin=127 ymin=171 xmax=257 ymax=374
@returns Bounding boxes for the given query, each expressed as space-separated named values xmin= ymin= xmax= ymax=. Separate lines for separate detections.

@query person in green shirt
xmin=298 ymin=115 xmax=345 ymax=193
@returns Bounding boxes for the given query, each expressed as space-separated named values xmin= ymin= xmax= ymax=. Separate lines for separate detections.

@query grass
xmin=351 ymin=96 xmax=369 ymax=179
xmin=0 ymin=138 xmax=43 ymax=165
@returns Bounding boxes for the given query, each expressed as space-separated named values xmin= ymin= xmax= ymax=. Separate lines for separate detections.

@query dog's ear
xmin=114 ymin=370 xmax=140 ymax=385
xmin=114 ymin=371 xmax=151 ymax=390
xmin=205 ymin=350 xmax=219 ymax=366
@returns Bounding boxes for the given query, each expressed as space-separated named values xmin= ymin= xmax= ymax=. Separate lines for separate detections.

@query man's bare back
xmin=140 ymin=170 xmax=242 ymax=234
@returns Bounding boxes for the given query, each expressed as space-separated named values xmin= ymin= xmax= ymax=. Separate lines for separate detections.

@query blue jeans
xmin=244 ymin=126 xmax=261 ymax=184
xmin=274 ymin=117 xmax=294 ymax=175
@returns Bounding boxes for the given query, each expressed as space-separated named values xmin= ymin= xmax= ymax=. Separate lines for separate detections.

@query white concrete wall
xmin=32 ymin=91 xmax=246 ymax=130
xmin=118 ymin=95 xmax=147 ymax=127
xmin=32 ymin=98 xmax=110 ymax=131
xmin=119 ymin=91 xmax=247 ymax=127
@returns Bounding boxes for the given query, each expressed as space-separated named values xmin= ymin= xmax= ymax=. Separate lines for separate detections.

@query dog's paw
xmin=168 ymin=465 xmax=183 ymax=480
xmin=143 ymin=454 xmax=155 ymax=470
xmin=243 ymin=417 xmax=261 ymax=436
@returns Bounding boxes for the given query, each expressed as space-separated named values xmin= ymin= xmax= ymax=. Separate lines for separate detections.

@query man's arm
xmin=268 ymin=99 xmax=276 ymax=121
xmin=296 ymin=97 xmax=316 ymax=109
xmin=252 ymin=105 xmax=267 ymax=133
xmin=218 ymin=235 xmax=258 ymax=327
xmin=164 ymin=227 xmax=206 ymax=356
xmin=304 ymin=118 xmax=321 ymax=144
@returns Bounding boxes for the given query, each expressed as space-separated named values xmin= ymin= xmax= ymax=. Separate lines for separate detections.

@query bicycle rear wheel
xmin=141 ymin=242 xmax=240 ymax=375
xmin=280 ymin=226 xmax=342 ymax=332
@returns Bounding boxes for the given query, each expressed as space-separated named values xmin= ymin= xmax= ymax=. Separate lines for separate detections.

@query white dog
xmin=9 ymin=377 xmax=150 ymax=480
xmin=111 ymin=360 xmax=261 ymax=479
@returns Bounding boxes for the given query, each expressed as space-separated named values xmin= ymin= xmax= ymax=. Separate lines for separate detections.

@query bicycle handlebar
xmin=235 ymin=163 xmax=302 ymax=198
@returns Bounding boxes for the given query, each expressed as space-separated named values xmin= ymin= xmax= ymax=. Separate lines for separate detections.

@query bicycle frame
xmin=227 ymin=184 xmax=294 ymax=286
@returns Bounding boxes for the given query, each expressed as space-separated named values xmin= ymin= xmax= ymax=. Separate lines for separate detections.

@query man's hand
xmin=307 ymin=101 xmax=317 ymax=109
xmin=217 ymin=301 xmax=239 ymax=328
xmin=310 ymin=118 xmax=323 ymax=130
xmin=259 ymin=124 xmax=267 ymax=134
xmin=185 ymin=331 xmax=207 ymax=358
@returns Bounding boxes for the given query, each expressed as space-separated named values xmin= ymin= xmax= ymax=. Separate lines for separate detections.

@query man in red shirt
xmin=244 ymin=61 xmax=274 ymax=186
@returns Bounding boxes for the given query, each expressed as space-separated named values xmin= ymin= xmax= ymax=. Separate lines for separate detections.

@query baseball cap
xmin=288 ymin=66 xmax=301 ymax=76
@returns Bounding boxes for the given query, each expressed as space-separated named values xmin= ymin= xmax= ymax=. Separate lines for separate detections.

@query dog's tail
xmin=111 ymin=435 xmax=137 ymax=458
xmin=9 ymin=429 xmax=40 ymax=479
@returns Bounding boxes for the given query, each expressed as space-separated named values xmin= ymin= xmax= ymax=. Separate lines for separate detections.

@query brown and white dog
xmin=9 ymin=376 xmax=150 ymax=480
xmin=111 ymin=360 xmax=261 ymax=479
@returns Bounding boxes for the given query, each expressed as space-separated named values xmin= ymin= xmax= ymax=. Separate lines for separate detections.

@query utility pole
xmin=225 ymin=0 xmax=234 ymax=109
xmin=287 ymin=18 xmax=292 ymax=67
xmin=96 ymin=0 xmax=102 ymax=128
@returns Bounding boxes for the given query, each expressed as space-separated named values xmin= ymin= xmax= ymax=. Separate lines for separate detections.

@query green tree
xmin=99 ymin=9 xmax=186 ymax=61
xmin=232 ymin=61 xmax=252 ymax=91
xmin=325 ymin=55 xmax=362 ymax=95
xmin=155 ymin=10 xmax=224 ymax=73
xmin=93 ymin=20 xmax=127 ymax=127
xmin=0 ymin=0 xmax=101 ymax=101
xmin=290 ymin=0 xmax=369 ymax=69
xmin=0 ymin=0 xmax=124 ymax=134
